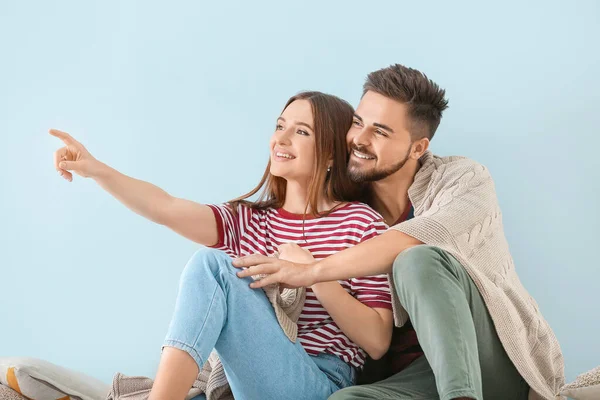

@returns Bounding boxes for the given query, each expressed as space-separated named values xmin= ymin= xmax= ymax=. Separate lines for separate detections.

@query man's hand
xmin=233 ymin=247 xmax=318 ymax=289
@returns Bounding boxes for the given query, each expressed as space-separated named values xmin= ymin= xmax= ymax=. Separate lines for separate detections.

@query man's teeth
xmin=353 ymin=150 xmax=375 ymax=160
xmin=276 ymin=152 xmax=295 ymax=159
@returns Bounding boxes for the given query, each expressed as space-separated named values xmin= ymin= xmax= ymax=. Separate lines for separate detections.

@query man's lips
xmin=351 ymin=149 xmax=376 ymax=160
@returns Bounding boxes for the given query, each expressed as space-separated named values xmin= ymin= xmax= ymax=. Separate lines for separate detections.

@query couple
xmin=51 ymin=64 xmax=564 ymax=400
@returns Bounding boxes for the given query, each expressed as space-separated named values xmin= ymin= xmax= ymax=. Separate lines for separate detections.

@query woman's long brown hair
xmin=230 ymin=91 xmax=363 ymax=217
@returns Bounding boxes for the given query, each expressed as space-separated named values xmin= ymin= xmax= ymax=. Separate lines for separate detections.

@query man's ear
xmin=411 ymin=137 xmax=430 ymax=159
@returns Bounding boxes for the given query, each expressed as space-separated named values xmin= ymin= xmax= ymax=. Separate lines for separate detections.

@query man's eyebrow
xmin=353 ymin=114 xmax=394 ymax=134
xmin=373 ymin=122 xmax=394 ymax=134
xmin=277 ymin=117 xmax=313 ymax=130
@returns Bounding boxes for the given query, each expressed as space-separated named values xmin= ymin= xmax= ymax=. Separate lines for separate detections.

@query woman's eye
xmin=276 ymin=124 xmax=284 ymax=130
xmin=297 ymin=129 xmax=309 ymax=136
xmin=352 ymin=120 xmax=361 ymax=126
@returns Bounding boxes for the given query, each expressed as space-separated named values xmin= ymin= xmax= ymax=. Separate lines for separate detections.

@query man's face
xmin=346 ymin=91 xmax=414 ymax=183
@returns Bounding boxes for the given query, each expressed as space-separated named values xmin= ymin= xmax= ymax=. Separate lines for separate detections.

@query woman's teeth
xmin=276 ymin=152 xmax=295 ymax=159
xmin=353 ymin=150 xmax=375 ymax=160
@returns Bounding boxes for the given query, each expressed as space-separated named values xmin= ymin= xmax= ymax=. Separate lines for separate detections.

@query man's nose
xmin=352 ymin=127 xmax=371 ymax=148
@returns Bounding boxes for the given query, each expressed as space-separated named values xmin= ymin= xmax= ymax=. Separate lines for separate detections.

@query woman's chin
xmin=269 ymin=168 xmax=288 ymax=180
xmin=270 ymin=167 xmax=310 ymax=183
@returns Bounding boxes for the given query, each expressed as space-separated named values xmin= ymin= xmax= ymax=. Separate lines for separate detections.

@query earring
xmin=327 ymin=166 xmax=331 ymax=172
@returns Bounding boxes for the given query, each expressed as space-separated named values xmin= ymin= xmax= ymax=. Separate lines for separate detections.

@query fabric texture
xmin=0 ymin=385 xmax=27 ymax=400
xmin=559 ymin=366 xmax=600 ymax=400
xmin=389 ymin=151 xmax=565 ymax=399
xmin=0 ymin=357 xmax=109 ymax=400
xmin=208 ymin=202 xmax=392 ymax=368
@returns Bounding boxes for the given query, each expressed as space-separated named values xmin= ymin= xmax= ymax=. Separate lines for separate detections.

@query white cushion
xmin=0 ymin=357 xmax=108 ymax=400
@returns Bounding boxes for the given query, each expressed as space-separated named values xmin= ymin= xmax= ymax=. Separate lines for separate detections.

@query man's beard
xmin=347 ymin=145 xmax=412 ymax=183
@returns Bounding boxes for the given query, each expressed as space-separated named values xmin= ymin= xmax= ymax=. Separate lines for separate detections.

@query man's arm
xmin=314 ymin=229 xmax=422 ymax=282
xmin=276 ymin=242 xmax=394 ymax=359
xmin=234 ymin=230 xmax=422 ymax=288
xmin=235 ymin=158 xmax=496 ymax=288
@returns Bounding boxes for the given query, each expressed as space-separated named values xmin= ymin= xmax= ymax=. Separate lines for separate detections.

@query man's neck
xmin=369 ymin=160 xmax=420 ymax=225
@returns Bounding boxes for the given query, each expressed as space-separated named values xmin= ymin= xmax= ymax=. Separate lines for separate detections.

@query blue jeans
xmin=164 ymin=247 xmax=356 ymax=400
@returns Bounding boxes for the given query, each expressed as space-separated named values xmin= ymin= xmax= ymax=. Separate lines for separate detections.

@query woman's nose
xmin=275 ymin=128 xmax=293 ymax=145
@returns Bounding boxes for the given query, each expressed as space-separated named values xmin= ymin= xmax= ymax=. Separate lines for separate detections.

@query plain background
xmin=1 ymin=0 xmax=598 ymax=386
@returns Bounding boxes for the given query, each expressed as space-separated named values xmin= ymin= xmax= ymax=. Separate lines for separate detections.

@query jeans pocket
xmin=337 ymin=361 xmax=357 ymax=389
xmin=327 ymin=358 xmax=356 ymax=390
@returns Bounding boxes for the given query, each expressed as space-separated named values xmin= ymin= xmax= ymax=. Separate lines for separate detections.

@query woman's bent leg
xmin=153 ymin=247 xmax=352 ymax=400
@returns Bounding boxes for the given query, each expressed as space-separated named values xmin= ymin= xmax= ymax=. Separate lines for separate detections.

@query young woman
xmin=50 ymin=91 xmax=394 ymax=400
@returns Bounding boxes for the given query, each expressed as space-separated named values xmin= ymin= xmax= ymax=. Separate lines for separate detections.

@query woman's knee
xmin=181 ymin=246 xmax=232 ymax=281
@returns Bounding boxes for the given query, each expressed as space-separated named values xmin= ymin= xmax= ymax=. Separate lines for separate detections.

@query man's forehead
xmin=356 ymin=91 xmax=407 ymax=125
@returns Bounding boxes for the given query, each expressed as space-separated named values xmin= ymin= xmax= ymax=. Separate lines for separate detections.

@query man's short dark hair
xmin=363 ymin=64 xmax=449 ymax=140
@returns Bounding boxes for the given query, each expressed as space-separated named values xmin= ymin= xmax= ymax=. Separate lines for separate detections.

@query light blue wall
xmin=1 ymin=0 xmax=598 ymax=385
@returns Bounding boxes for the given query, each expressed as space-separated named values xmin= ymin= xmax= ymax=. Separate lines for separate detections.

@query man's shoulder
xmin=425 ymin=152 xmax=484 ymax=168
xmin=421 ymin=152 xmax=488 ymax=178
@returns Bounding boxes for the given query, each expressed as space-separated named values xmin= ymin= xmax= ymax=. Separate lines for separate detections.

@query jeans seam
xmin=451 ymin=292 xmax=472 ymax=391
xmin=191 ymin=284 xmax=220 ymax=350
xmin=163 ymin=339 xmax=205 ymax=367
xmin=439 ymin=249 xmax=476 ymax=396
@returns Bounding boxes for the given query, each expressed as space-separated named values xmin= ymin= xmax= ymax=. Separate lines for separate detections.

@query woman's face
xmin=269 ymin=99 xmax=317 ymax=184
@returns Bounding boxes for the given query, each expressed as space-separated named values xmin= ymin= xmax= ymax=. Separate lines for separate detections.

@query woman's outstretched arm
xmin=50 ymin=129 xmax=218 ymax=245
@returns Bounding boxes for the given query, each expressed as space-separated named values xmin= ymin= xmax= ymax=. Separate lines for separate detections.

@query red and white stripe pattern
xmin=208 ymin=201 xmax=391 ymax=368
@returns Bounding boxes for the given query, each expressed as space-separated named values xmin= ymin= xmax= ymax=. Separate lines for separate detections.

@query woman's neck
xmin=282 ymin=180 xmax=341 ymax=215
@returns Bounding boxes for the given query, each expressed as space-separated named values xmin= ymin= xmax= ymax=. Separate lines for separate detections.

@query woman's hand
xmin=49 ymin=128 xmax=219 ymax=245
xmin=277 ymin=242 xmax=315 ymax=264
xmin=50 ymin=129 xmax=103 ymax=181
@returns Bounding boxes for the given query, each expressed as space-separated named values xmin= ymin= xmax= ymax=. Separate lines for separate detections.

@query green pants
xmin=329 ymin=246 xmax=529 ymax=400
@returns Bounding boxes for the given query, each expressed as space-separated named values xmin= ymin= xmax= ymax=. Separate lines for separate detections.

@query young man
xmin=234 ymin=64 xmax=565 ymax=400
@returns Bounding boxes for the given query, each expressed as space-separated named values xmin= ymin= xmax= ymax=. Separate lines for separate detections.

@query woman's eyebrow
xmin=278 ymin=117 xmax=313 ymax=131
